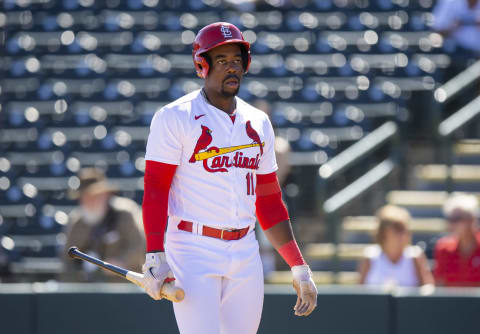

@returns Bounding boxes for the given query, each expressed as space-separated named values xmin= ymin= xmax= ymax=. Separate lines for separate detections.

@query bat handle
xmin=126 ymin=271 xmax=185 ymax=303
xmin=161 ymin=281 xmax=185 ymax=303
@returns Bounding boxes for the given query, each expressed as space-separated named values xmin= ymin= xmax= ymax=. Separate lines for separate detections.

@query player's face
xmin=205 ymin=43 xmax=244 ymax=97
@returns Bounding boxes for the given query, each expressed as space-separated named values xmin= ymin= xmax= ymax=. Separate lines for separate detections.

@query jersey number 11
xmin=246 ymin=172 xmax=255 ymax=196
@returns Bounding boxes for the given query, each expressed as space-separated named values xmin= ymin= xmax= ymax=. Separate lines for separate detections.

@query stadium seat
xmin=265 ymin=270 xmax=359 ymax=285
xmin=284 ymin=53 xmax=347 ymax=76
xmin=254 ymin=31 xmax=316 ymax=53
xmin=135 ymin=101 xmax=169 ymax=125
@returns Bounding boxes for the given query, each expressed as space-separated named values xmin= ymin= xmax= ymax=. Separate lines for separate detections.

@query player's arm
xmin=143 ymin=160 xmax=177 ymax=253
xmin=142 ymin=106 xmax=185 ymax=300
xmin=141 ymin=160 xmax=177 ymax=300
xmin=256 ymin=172 xmax=317 ymax=316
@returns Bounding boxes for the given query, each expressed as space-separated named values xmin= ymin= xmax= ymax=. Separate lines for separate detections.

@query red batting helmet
xmin=192 ymin=22 xmax=251 ymax=78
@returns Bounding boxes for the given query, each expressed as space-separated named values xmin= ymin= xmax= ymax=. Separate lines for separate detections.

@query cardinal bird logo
xmin=189 ymin=125 xmax=213 ymax=163
xmin=245 ymin=120 xmax=263 ymax=155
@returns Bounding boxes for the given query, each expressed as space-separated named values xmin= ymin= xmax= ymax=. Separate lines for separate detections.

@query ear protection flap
xmin=193 ymin=54 xmax=210 ymax=79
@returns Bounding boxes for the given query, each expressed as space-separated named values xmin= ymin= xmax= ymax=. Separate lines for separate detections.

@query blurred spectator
xmin=432 ymin=0 xmax=480 ymax=56
xmin=60 ymin=168 xmax=145 ymax=282
xmin=358 ymin=205 xmax=434 ymax=287
xmin=434 ymin=194 xmax=480 ymax=287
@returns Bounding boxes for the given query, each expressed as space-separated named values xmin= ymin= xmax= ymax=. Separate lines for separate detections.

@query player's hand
xmin=142 ymin=252 xmax=175 ymax=300
xmin=292 ymin=265 xmax=317 ymax=316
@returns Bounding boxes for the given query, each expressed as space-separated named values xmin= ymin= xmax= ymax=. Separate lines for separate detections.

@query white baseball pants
xmin=165 ymin=222 xmax=264 ymax=334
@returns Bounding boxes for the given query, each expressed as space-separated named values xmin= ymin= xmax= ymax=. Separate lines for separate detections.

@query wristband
xmin=278 ymin=239 xmax=306 ymax=268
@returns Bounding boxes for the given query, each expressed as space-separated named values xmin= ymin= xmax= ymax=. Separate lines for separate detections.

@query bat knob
xmin=68 ymin=246 xmax=79 ymax=258
xmin=175 ymin=289 xmax=185 ymax=302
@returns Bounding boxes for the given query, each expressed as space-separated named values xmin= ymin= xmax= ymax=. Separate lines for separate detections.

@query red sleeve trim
xmin=256 ymin=172 xmax=277 ymax=184
xmin=142 ymin=160 xmax=177 ymax=252
xmin=256 ymin=177 xmax=281 ymax=196
xmin=278 ymin=239 xmax=306 ymax=267
xmin=255 ymin=172 xmax=289 ymax=230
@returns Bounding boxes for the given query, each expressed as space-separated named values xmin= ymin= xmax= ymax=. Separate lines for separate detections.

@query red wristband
xmin=278 ymin=239 xmax=306 ymax=268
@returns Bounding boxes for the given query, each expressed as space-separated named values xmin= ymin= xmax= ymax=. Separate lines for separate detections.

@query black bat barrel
xmin=68 ymin=246 xmax=129 ymax=278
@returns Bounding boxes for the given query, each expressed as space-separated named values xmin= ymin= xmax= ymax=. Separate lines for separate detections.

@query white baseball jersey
xmin=145 ymin=89 xmax=278 ymax=229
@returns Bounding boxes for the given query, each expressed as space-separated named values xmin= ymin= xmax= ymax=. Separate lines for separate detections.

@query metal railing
xmin=317 ymin=121 xmax=399 ymax=279
xmin=319 ymin=122 xmax=398 ymax=180
xmin=434 ymin=60 xmax=480 ymax=104
xmin=438 ymin=96 xmax=480 ymax=192
xmin=434 ymin=60 xmax=480 ymax=193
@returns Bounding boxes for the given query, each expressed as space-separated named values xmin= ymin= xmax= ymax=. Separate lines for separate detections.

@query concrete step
xmin=342 ymin=216 xmax=447 ymax=233
xmin=415 ymin=164 xmax=480 ymax=182
xmin=386 ymin=190 xmax=480 ymax=207
xmin=10 ymin=257 xmax=62 ymax=274
xmin=265 ymin=270 xmax=359 ymax=285
xmin=455 ymin=139 xmax=480 ymax=157
xmin=304 ymin=243 xmax=370 ymax=260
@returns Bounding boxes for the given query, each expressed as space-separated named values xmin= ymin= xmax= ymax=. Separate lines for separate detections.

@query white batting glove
xmin=292 ymin=265 xmax=317 ymax=316
xmin=142 ymin=252 xmax=174 ymax=301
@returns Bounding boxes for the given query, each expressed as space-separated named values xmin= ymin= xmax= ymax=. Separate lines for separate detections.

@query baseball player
xmin=141 ymin=22 xmax=317 ymax=334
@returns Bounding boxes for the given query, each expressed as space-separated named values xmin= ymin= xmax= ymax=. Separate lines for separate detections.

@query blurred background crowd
xmin=1 ymin=0 xmax=480 ymax=289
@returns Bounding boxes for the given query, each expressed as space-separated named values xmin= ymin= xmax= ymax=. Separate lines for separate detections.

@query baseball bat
xmin=68 ymin=246 xmax=184 ymax=302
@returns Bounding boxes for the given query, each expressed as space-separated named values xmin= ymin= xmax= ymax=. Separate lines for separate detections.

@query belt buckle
xmin=221 ymin=228 xmax=236 ymax=240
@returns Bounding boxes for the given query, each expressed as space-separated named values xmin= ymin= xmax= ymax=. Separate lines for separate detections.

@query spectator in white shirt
xmin=358 ymin=205 xmax=434 ymax=288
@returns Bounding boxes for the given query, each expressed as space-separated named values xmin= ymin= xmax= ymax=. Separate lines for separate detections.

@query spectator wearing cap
xmin=358 ymin=205 xmax=434 ymax=288
xmin=60 ymin=168 xmax=145 ymax=282
xmin=434 ymin=194 xmax=480 ymax=287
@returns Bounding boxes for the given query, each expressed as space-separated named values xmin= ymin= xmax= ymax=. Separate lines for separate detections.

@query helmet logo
xmin=220 ymin=25 xmax=232 ymax=38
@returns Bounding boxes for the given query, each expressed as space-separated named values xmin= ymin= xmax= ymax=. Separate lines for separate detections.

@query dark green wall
xmin=395 ymin=295 xmax=480 ymax=334
xmin=259 ymin=293 xmax=391 ymax=334
xmin=36 ymin=293 xmax=177 ymax=334
xmin=1 ymin=285 xmax=479 ymax=334
xmin=0 ymin=292 xmax=35 ymax=334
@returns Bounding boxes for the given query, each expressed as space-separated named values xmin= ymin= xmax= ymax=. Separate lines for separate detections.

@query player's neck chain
xmin=201 ymin=88 xmax=237 ymax=116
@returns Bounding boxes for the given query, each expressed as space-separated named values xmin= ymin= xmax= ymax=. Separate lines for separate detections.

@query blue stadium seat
xmin=254 ymin=31 xmax=316 ymax=54
xmin=0 ymin=127 xmax=41 ymax=151
xmin=135 ymin=101 xmax=169 ymax=125
xmin=179 ymin=11 xmax=221 ymax=30
xmin=63 ymin=0 xmax=81 ymax=10
xmin=312 ymin=0 xmax=333 ymax=10
xmin=272 ymin=102 xmax=335 ymax=127
xmin=6 ymin=186 xmax=24 ymax=203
